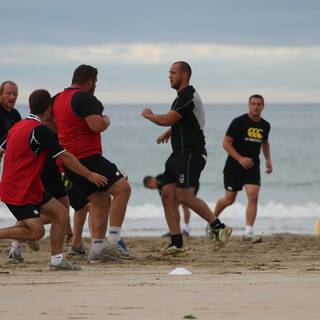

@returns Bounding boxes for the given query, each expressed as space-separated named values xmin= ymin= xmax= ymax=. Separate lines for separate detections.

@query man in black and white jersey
xmin=142 ymin=61 xmax=232 ymax=256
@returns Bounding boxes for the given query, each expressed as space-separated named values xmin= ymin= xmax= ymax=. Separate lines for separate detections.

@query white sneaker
xmin=242 ymin=233 xmax=262 ymax=243
xmin=101 ymin=239 xmax=135 ymax=260
xmin=87 ymin=251 xmax=123 ymax=264
xmin=8 ymin=249 xmax=24 ymax=263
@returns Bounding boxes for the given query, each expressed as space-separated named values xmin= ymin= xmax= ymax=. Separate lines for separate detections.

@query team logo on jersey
xmin=33 ymin=209 xmax=39 ymax=215
xmin=179 ymin=174 xmax=185 ymax=184
xmin=245 ymin=127 xmax=263 ymax=143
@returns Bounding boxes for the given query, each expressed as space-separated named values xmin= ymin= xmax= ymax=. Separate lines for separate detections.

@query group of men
xmin=0 ymin=61 xmax=272 ymax=269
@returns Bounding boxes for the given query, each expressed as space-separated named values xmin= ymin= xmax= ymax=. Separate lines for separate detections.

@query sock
xmin=244 ymin=225 xmax=253 ymax=235
xmin=50 ymin=253 xmax=63 ymax=265
xmin=183 ymin=224 xmax=190 ymax=233
xmin=171 ymin=234 xmax=183 ymax=248
xmin=108 ymin=227 xmax=121 ymax=245
xmin=92 ymin=239 xmax=104 ymax=253
xmin=11 ymin=240 xmax=22 ymax=251
xmin=210 ymin=218 xmax=223 ymax=229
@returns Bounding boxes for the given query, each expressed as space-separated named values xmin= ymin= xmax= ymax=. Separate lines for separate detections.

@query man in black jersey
xmin=143 ymin=173 xmax=200 ymax=236
xmin=142 ymin=61 xmax=232 ymax=256
xmin=0 ymin=81 xmax=20 ymax=149
xmin=211 ymin=94 xmax=272 ymax=243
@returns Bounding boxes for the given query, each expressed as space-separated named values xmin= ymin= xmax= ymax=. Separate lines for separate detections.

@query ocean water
xmin=0 ymin=103 xmax=319 ymax=236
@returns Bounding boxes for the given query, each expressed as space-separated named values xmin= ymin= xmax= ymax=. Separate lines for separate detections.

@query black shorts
xmin=5 ymin=191 xmax=53 ymax=221
xmin=223 ymin=166 xmax=261 ymax=192
xmin=162 ymin=153 xmax=206 ymax=188
xmin=41 ymin=158 xmax=67 ymax=199
xmin=64 ymin=154 xmax=124 ymax=201
xmin=66 ymin=179 xmax=89 ymax=211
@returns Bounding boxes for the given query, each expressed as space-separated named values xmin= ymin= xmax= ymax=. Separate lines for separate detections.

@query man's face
xmin=0 ymin=83 xmax=18 ymax=110
xmin=146 ymin=178 xmax=158 ymax=190
xmin=169 ymin=63 xmax=183 ymax=90
xmin=248 ymin=97 xmax=264 ymax=117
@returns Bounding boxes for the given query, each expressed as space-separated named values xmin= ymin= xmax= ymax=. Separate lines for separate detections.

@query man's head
xmin=169 ymin=61 xmax=192 ymax=91
xmin=0 ymin=81 xmax=18 ymax=111
xmin=143 ymin=176 xmax=159 ymax=190
xmin=72 ymin=64 xmax=98 ymax=94
xmin=248 ymin=94 xmax=264 ymax=118
xmin=29 ymin=89 xmax=52 ymax=118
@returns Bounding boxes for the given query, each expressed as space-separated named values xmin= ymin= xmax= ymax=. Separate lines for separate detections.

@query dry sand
xmin=1 ymin=234 xmax=320 ymax=320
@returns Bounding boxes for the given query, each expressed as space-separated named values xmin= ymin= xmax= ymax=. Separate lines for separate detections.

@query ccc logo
xmin=247 ymin=127 xmax=263 ymax=139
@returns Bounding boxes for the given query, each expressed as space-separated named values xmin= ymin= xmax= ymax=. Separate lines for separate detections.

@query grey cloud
xmin=1 ymin=0 xmax=320 ymax=46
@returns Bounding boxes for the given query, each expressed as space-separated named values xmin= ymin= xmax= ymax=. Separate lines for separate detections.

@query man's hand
xmin=238 ymin=157 xmax=254 ymax=169
xmin=266 ymin=160 xmax=273 ymax=174
xmin=157 ymin=131 xmax=171 ymax=144
xmin=141 ymin=108 xmax=154 ymax=119
xmin=87 ymin=172 xmax=108 ymax=187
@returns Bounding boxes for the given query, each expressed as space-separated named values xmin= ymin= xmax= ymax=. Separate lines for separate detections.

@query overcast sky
xmin=1 ymin=0 xmax=320 ymax=103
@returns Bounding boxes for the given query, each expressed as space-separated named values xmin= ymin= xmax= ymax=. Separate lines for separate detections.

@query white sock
xmin=183 ymin=224 xmax=190 ymax=233
xmin=11 ymin=240 xmax=22 ymax=251
xmin=50 ymin=253 xmax=63 ymax=265
xmin=92 ymin=239 xmax=104 ymax=253
xmin=244 ymin=225 xmax=253 ymax=235
xmin=108 ymin=227 xmax=121 ymax=245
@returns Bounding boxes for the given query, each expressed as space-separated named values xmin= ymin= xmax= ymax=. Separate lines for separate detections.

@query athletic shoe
xmin=101 ymin=239 xmax=135 ymax=260
xmin=67 ymin=244 xmax=86 ymax=256
xmin=49 ymin=259 xmax=81 ymax=271
xmin=161 ymin=231 xmax=171 ymax=237
xmin=206 ymin=223 xmax=233 ymax=244
xmin=242 ymin=233 xmax=262 ymax=243
xmin=162 ymin=244 xmax=189 ymax=257
xmin=8 ymin=249 xmax=24 ymax=263
xmin=87 ymin=251 xmax=123 ymax=264
xmin=26 ymin=240 xmax=40 ymax=251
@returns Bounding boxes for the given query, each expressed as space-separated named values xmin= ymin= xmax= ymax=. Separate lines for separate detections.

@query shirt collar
xmin=27 ymin=114 xmax=41 ymax=122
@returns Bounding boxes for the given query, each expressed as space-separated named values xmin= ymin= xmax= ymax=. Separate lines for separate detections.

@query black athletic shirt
xmin=0 ymin=104 xmax=21 ymax=141
xmin=171 ymin=86 xmax=206 ymax=155
xmin=224 ymin=113 xmax=270 ymax=170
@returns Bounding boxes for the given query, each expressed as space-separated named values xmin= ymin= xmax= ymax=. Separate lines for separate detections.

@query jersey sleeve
xmin=32 ymin=125 xmax=65 ymax=158
xmin=172 ymin=96 xmax=195 ymax=117
xmin=71 ymin=91 xmax=104 ymax=117
xmin=263 ymin=122 xmax=271 ymax=141
xmin=225 ymin=118 xmax=241 ymax=138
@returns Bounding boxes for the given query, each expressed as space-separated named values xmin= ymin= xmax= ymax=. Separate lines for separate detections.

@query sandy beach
xmin=1 ymin=234 xmax=320 ymax=320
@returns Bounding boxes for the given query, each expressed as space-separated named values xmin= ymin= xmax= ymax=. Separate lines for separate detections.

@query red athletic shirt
xmin=52 ymin=88 xmax=102 ymax=160
xmin=0 ymin=118 xmax=48 ymax=205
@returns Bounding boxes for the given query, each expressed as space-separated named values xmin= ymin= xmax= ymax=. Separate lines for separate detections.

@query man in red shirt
xmin=0 ymin=89 xmax=107 ymax=270
xmin=53 ymin=65 xmax=133 ymax=262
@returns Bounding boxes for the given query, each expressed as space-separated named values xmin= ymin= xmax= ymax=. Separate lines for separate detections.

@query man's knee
xmin=161 ymin=188 xmax=175 ymax=204
xmin=224 ymin=196 xmax=235 ymax=206
xmin=109 ymin=178 xmax=131 ymax=198
xmin=247 ymin=193 xmax=259 ymax=203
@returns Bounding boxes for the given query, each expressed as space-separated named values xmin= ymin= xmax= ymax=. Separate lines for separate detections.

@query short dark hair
xmin=29 ymin=89 xmax=51 ymax=115
xmin=0 ymin=81 xmax=18 ymax=94
xmin=72 ymin=64 xmax=98 ymax=84
xmin=143 ymin=176 xmax=153 ymax=188
xmin=173 ymin=61 xmax=192 ymax=78
xmin=249 ymin=94 xmax=264 ymax=105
